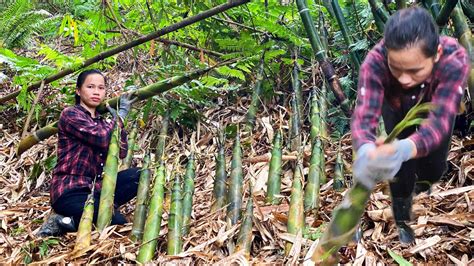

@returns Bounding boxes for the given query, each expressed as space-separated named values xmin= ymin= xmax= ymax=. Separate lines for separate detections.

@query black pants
xmin=52 ymin=168 xmax=141 ymax=230
xmin=382 ymin=101 xmax=455 ymax=198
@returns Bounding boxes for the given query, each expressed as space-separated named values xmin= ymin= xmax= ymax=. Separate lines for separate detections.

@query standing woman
xmin=38 ymin=69 xmax=140 ymax=236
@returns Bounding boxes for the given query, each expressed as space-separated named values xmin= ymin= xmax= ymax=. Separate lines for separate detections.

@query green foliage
xmin=0 ymin=0 xmax=59 ymax=48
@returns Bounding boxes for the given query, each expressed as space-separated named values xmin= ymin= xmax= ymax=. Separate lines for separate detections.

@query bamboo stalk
xmin=21 ymin=81 xmax=45 ymax=138
xmin=295 ymin=0 xmax=351 ymax=117
xmin=286 ymin=162 xmax=305 ymax=254
xmin=304 ymin=137 xmax=323 ymax=214
xmin=211 ymin=130 xmax=227 ymax=212
xmin=436 ymin=0 xmax=459 ymax=26
xmin=182 ymin=153 xmax=196 ymax=236
xmin=97 ymin=122 xmax=121 ymax=231
xmin=226 ymin=131 xmax=243 ymax=226
xmin=71 ymin=191 xmax=94 ymax=256
xmin=235 ymin=187 xmax=253 ymax=259
xmin=289 ymin=93 xmax=301 ymax=152
xmin=292 ymin=61 xmax=304 ymax=120
xmin=450 ymin=5 xmax=474 ymax=110
xmin=0 ymin=0 xmax=250 ymax=104
xmin=310 ymin=103 xmax=434 ymax=264
xmin=155 ymin=111 xmax=170 ymax=164
xmin=330 ymin=0 xmax=361 ymax=70
xmin=137 ymin=164 xmax=166 ymax=263
xmin=245 ymin=55 xmax=266 ymax=132
xmin=17 ymin=66 xmax=220 ymax=156
xmin=265 ymin=130 xmax=283 ymax=205
xmin=460 ymin=0 xmax=474 ymax=21
xmin=310 ymin=90 xmax=321 ymax=143
xmin=368 ymin=0 xmax=390 ymax=23
xmin=167 ymin=173 xmax=183 ymax=255
xmin=333 ymin=148 xmax=345 ymax=191
xmin=131 ymin=153 xmax=152 ymax=242
xmin=121 ymin=122 xmax=138 ymax=170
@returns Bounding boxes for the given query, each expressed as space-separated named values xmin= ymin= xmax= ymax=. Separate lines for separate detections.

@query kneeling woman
xmin=40 ymin=69 xmax=140 ymax=236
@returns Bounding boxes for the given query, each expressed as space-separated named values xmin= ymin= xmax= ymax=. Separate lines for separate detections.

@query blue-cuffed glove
xmin=366 ymin=139 xmax=415 ymax=181
xmin=353 ymin=142 xmax=378 ymax=189
xmin=117 ymin=92 xmax=138 ymax=120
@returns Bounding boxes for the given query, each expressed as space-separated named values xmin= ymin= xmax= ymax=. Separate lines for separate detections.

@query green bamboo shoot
xmin=304 ymin=138 xmax=323 ymax=214
xmin=131 ymin=153 xmax=152 ymax=242
xmin=226 ymin=132 xmax=243 ymax=226
xmin=235 ymin=188 xmax=253 ymax=259
xmin=72 ymin=192 xmax=94 ymax=255
xmin=137 ymin=164 xmax=166 ymax=263
xmin=155 ymin=111 xmax=170 ymax=164
xmin=245 ymin=56 xmax=265 ymax=132
xmin=292 ymin=61 xmax=304 ymax=120
xmin=97 ymin=122 xmax=121 ymax=231
xmin=333 ymin=148 xmax=345 ymax=191
xmin=121 ymin=122 xmax=138 ymax=170
xmin=265 ymin=130 xmax=283 ymax=205
xmin=182 ymin=153 xmax=196 ymax=236
xmin=289 ymin=93 xmax=301 ymax=152
xmin=167 ymin=173 xmax=183 ymax=255
xmin=211 ymin=130 xmax=227 ymax=212
xmin=309 ymin=90 xmax=320 ymax=145
xmin=286 ymin=162 xmax=305 ymax=254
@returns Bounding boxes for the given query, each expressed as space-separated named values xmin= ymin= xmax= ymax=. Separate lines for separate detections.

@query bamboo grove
xmin=1 ymin=0 xmax=473 ymax=264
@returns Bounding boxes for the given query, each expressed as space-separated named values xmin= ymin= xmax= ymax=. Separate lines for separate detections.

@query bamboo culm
xmin=286 ymin=162 xmax=305 ymax=254
xmin=167 ymin=174 xmax=183 ymax=255
xmin=96 ymin=122 xmax=121 ymax=231
xmin=235 ymin=189 xmax=254 ymax=259
xmin=182 ymin=153 xmax=196 ymax=236
xmin=226 ymin=132 xmax=243 ymax=226
xmin=265 ymin=131 xmax=283 ymax=205
xmin=211 ymin=130 xmax=227 ymax=212
xmin=131 ymin=154 xmax=152 ymax=242
xmin=137 ymin=164 xmax=166 ymax=263
xmin=72 ymin=192 xmax=94 ymax=254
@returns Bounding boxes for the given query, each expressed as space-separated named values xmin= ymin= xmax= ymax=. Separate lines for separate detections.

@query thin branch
xmin=21 ymin=81 xmax=45 ymax=138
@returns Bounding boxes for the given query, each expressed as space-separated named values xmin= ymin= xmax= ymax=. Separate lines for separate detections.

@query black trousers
xmin=382 ymin=101 xmax=455 ymax=198
xmin=52 ymin=168 xmax=140 ymax=230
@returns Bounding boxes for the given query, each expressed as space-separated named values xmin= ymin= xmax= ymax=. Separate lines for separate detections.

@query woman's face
xmin=387 ymin=44 xmax=441 ymax=89
xmin=76 ymin=73 xmax=106 ymax=110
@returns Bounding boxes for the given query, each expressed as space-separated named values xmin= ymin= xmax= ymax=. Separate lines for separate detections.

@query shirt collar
xmin=75 ymin=104 xmax=102 ymax=119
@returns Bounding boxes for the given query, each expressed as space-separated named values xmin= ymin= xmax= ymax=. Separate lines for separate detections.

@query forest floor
xmin=0 ymin=71 xmax=473 ymax=265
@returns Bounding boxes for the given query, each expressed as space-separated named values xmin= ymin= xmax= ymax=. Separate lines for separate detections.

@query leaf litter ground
xmin=0 ymin=95 xmax=473 ymax=265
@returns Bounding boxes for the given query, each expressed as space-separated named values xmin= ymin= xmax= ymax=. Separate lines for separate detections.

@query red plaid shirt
xmin=351 ymin=36 xmax=470 ymax=158
xmin=50 ymin=105 xmax=128 ymax=204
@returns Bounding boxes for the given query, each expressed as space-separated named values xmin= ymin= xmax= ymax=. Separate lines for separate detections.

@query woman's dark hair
xmin=384 ymin=7 xmax=439 ymax=57
xmin=75 ymin=69 xmax=106 ymax=104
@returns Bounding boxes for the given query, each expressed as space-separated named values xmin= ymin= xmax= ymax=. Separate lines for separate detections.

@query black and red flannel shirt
xmin=351 ymin=36 xmax=470 ymax=158
xmin=50 ymin=104 xmax=128 ymax=204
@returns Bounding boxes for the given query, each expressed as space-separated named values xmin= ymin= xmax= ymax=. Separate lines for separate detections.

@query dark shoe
xmin=37 ymin=213 xmax=75 ymax=237
xmin=414 ymin=181 xmax=432 ymax=195
xmin=392 ymin=197 xmax=415 ymax=244
xmin=396 ymin=221 xmax=415 ymax=244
